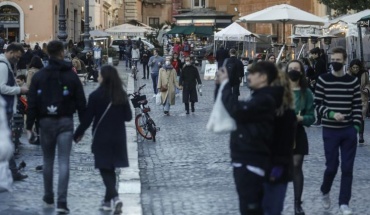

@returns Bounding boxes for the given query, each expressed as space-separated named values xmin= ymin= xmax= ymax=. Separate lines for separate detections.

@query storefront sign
xmin=203 ymin=63 xmax=218 ymax=80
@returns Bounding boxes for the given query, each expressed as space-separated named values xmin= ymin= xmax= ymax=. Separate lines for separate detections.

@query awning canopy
xmin=166 ymin=25 xmax=213 ymax=36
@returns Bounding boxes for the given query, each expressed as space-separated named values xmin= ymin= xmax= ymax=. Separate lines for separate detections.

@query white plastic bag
xmin=206 ymin=80 xmax=236 ymax=133
xmin=155 ymin=93 xmax=162 ymax=106
xmin=0 ymin=97 xmax=13 ymax=161
xmin=0 ymin=161 xmax=13 ymax=193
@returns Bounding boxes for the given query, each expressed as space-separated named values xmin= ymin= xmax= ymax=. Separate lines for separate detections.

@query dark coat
xmin=216 ymin=47 xmax=229 ymax=68
xmin=267 ymin=109 xmax=297 ymax=184
xmin=74 ymin=87 xmax=133 ymax=169
xmin=221 ymin=84 xmax=282 ymax=169
xmin=180 ymin=64 xmax=202 ymax=103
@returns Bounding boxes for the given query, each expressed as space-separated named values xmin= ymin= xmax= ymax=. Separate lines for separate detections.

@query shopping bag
xmin=0 ymin=161 xmax=13 ymax=193
xmin=155 ymin=93 xmax=162 ymax=106
xmin=206 ymin=80 xmax=236 ymax=133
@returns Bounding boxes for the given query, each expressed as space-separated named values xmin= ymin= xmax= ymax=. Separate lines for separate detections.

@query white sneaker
xmin=339 ymin=205 xmax=353 ymax=215
xmin=321 ymin=193 xmax=331 ymax=210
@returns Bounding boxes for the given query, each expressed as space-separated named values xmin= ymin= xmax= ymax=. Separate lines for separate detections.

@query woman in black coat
xmin=179 ymin=56 xmax=202 ymax=114
xmin=74 ymin=65 xmax=132 ymax=214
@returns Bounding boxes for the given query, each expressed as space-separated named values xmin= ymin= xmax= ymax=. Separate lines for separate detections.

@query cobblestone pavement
xmin=135 ymin=63 xmax=370 ymax=215
xmin=0 ymin=64 xmax=140 ymax=215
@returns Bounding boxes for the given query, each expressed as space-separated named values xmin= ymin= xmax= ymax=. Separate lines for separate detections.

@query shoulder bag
xmin=160 ymin=70 xmax=171 ymax=92
xmin=92 ymin=102 xmax=112 ymax=143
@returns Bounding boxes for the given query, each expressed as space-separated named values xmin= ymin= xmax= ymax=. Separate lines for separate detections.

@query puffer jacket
xmin=221 ymin=83 xmax=283 ymax=169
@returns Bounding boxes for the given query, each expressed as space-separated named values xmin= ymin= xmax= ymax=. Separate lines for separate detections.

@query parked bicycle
xmin=131 ymin=58 xmax=139 ymax=81
xmin=129 ymin=84 xmax=159 ymax=142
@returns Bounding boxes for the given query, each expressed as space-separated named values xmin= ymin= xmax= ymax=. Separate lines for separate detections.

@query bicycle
xmin=131 ymin=58 xmax=139 ymax=81
xmin=129 ymin=84 xmax=159 ymax=142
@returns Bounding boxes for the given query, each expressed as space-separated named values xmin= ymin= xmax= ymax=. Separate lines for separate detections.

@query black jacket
xmin=216 ymin=48 xmax=229 ymax=68
xmin=313 ymin=58 xmax=327 ymax=80
xmin=74 ymin=87 xmax=132 ymax=168
xmin=18 ymin=50 xmax=33 ymax=69
xmin=26 ymin=58 xmax=86 ymax=130
xmin=180 ymin=64 xmax=202 ymax=103
xmin=141 ymin=49 xmax=151 ymax=63
xmin=221 ymin=84 xmax=281 ymax=169
xmin=267 ymin=108 xmax=296 ymax=183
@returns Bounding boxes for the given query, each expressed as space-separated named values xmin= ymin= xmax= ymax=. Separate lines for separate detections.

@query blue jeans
xmin=321 ymin=126 xmax=357 ymax=205
xmin=39 ymin=117 xmax=74 ymax=203
xmin=262 ymin=183 xmax=288 ymax=215
xmin=151 ymin=73 xmax=159 ymax=94
xmin=163 ymin=98 xmax=170 ymax=112
xmin=95 ymin=58 xmax=101 ymax=69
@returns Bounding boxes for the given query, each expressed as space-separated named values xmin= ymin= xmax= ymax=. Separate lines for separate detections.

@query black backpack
xmin=36 ymin=68 xmax=72 ymax=117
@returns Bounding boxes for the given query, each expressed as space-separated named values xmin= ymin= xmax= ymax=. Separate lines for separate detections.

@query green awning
xmin=359 ymin=14 xmax=370 ymax=22
xmin=166 ymin=26 xmax=189 ymax=35
xmin=166 ymin=25 xmax=213 ymax=36
xmin=194 ymin=26 xmax=213 ymax=36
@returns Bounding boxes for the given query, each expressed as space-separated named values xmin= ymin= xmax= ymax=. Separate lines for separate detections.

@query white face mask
xmin=165 ymin=61 xmax=171 ymax=66
xmin=186 ymin=62 xmax=191 ymax=66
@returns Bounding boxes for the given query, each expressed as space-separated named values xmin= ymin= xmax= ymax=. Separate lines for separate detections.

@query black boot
xmin=359 ymin=133 xmax=365 ymax=144
xmin=191 ymin=102 xmax=195 ymax=112
xmin=294 ymin=200 xmax=305 ymax=215
xmin=185 ymin=103 xmax=189 ymax=114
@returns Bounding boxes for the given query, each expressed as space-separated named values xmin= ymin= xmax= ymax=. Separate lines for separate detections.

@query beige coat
xmin=157 ymin=67 xmax=180 ymax=105
xmin=26 ymin=67 xmax=40 ymax=88
xmin=360 ymin=72 xmax=370 ymax=118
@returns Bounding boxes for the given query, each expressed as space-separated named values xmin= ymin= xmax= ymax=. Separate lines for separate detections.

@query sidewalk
xmin=0 ymin=62 xmax=142 ymax=215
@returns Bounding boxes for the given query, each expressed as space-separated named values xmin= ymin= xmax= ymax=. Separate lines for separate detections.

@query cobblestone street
xmin=0 ymin=63 xmax=140 ymax=215
xmin=134 ymin=63 xmax=370 ymax=215
xmin=1 ymin=61 xmax=370 ymax=215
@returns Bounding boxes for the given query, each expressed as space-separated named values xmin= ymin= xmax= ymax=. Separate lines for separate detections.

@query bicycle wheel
xmin=147 ymin=118 xmax=157 ymax=142
xmin=135 ymin=114 xmax=153 ymax=140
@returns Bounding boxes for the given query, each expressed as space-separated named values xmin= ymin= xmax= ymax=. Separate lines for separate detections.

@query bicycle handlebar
xmin=128 ymin=84 xmax=146 ymax=97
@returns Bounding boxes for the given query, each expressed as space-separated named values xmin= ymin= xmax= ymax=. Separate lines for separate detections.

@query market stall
xmin=214 ymin=22 xmax=257 ymax=58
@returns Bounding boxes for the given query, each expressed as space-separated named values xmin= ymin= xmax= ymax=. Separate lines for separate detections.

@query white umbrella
xmin=105 ymin=24 xmax=152 ymax=37
xmin=88 ymin=30 xmax=111 ymax=37
xmin=239 ymin=4 xmax=326 ymax=43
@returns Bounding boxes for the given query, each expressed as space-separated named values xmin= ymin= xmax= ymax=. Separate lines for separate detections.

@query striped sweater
xmin=314 ymin=73 xmax=362 ymax=129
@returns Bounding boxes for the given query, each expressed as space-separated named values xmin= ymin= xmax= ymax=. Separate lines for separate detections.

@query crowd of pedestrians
xmin=213 ymin=44 xmax=367 ymax=215
xmin=0 ymin=35 xmax=369 ymax=215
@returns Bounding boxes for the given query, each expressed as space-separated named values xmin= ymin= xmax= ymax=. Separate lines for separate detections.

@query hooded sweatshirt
xmin=26 ymin=58 xmax=87 ymax=130
xmin=0 ymin=54 xmax=20 ymax=114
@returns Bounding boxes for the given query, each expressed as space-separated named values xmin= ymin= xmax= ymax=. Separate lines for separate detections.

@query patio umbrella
xmin=89 ymin=30 xmax=111 ymax=37
xmin=239 ymin=4 xmax=326 ymax=43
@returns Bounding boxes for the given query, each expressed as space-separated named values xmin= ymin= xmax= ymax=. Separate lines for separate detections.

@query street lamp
xmin=58 ymin=0 xmax=68 ymax=42
xmin=82 ymin=0 xmax=92 ymax=53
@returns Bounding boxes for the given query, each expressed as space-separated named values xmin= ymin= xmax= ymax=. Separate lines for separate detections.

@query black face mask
xmin=331 ymin=62 xmax=343 ymax=72
xmin=288 ymin=70 xmax=301 ymax=82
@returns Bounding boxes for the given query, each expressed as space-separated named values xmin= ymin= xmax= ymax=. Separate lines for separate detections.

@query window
xmin=193 ymin=0 xmax=206 ymax=8
xmin=149 ymin=18 xmax=159 ymax=27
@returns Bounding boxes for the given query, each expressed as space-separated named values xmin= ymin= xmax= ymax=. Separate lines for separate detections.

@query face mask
xmin=165 ymin=61 xmax=171 ymax=66
xmin=288 ymin=70 xmax=301 ymax=82
xmin=331 ymin=62 xmax=343 ymax=72
xmin=186 ymin=62 xmax=191 ymax=66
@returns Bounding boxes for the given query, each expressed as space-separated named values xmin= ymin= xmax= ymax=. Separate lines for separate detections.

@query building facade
xmin=0 ymin=0 xmax=84 ymax=44
xmin=89 ymin=0 xmax=124 ymax=30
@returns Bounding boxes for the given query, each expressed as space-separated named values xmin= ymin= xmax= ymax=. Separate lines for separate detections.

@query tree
xmin=318 ymin=0 xmax=370 ymax=16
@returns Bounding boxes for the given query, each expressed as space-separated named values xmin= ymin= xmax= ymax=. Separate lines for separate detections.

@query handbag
xmin=0 ymin=161 xmax=13 ymax=193
xmin=160 ymin=70 xmax=171 ymax=92
xmin=206 ymin=80 xmax=236 ymax=133
xmin=92 ymin=102 xmax=112 ymax=143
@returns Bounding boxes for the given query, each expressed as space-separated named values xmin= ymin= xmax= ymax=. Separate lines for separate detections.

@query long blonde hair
xmin=271 ymin=70 xmax=294 ymax=116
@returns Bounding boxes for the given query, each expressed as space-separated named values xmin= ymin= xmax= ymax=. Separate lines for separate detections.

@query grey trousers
xmin=39 ymin=117 xmax=74 ymax=203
